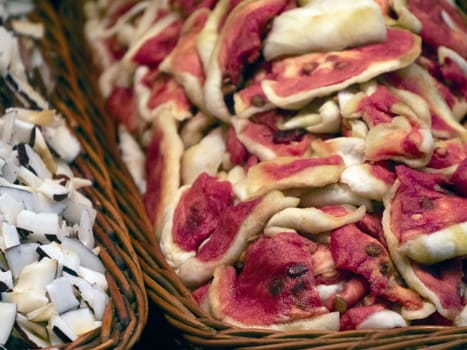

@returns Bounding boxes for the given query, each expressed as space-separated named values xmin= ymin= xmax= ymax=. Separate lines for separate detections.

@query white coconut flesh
xmin=0 ymin=14 xmax=109 ymax=348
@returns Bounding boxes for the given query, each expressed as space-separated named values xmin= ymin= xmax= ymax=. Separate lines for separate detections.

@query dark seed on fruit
xmin=365 ymin=243 xmax=383 ymax=257
xmin=334 ymin=296 xmax=347 ymax=312
xmin=301 ymin=62 xmax=318 ymax=76
xmin=251 ymin=95 xmax=266 ymax=107
xmin=287 ymin=264 xmax=309 ymax=278
xmin=268 ymin=278 xmax=284 ymax=296
xmin=420 ymin=197 xmax=434 ymax=210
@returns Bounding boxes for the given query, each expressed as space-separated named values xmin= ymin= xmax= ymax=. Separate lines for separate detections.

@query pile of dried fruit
xmin=84 ymin=0 xmax=466 ymax=331
xmin=0 ymin=2 xmax=109 ymax=347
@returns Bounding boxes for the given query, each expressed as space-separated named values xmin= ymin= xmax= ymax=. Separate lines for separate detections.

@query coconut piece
xmin=0 ymin=192 xmax=23 ymax=225
xmin=12 ymin=107 xmax=55 ymax=126
xmin=47 ymin=276 xmax=80 ymax=314
xmin=14 ymin=258 xmax=57 ymax=293
xmin=17 ymin=166 xmax=42 ymax=188
xmin=16 ymin=313 xmax=49 ymax=347
xmin=78 ymin=266 xmax=107 ymax=291
xmin=61 ymin=238 xmax=104 ymax=274
xmin=0 ymin=270 xmax=13 ymax=291
xmin=1 ymin=222 xmax=20 ymax=249
xmin=16 ymin=210 xmax=61 ymax=236
xmin=0 ymin=302 xmax=16 ymax=345
xmin=72 ymin=278 xmax=108 ymax=320
xmin=63 ymin=200 xmax=93 ymax=225
xmin=37 ymin=242 xmax=80 ymax=277
xmin=0 ymin=113 xmax=34 ymax=142
xmin=49 ymin=314 xmax=77 ymax=342
xmin=77 ymin=209 xmax=96 ymax=249
xmin=32 ymin=192 xmax=68 ymax=216
xmin=37 ymin=179 xmax=69 ymax=202
xmin=10 ymin=20 xmax=44 ymax=39
xmin=0 ymin=146 xmax=19 ymax=183
xmin=26 ymin=303 xmax=56 ymax=323
xmin=2 ymin=290 xmax=49 ymax=314
xmin=60 ymin=307 xmax=101 ymax=336
xmin=44 ymin=123 xmax=80 ymax=163
xmin=4 ymin=242 xmax=39 ymax=279
xmin=32 ymin=127 xmax=57 ymax=174
xmin=0 ymin=26 xmax=27 ymax=80
xmin=0 ymin=186 xmax=38 ymax=213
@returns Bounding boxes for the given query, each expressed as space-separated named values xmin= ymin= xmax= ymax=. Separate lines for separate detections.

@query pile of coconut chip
xmin=84 ymin=0 xmax=466 ymax=332
xmin=0 ymin=3 xmax=109 ymax=348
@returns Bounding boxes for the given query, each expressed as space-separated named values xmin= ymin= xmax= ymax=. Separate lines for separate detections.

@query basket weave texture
xmin=56 ymin=1 xmax=467 ymax=349
xmin=15 ymin=2 xmax=149 ymax=349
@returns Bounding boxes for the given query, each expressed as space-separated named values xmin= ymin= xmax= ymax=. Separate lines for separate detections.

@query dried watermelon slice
xmin=357 ymin=84 xmax=434 ymax=167
xmin=122 ymin=11 xmax=183 ymax=68
xmin=231 ymin=110 xmax=313 ymax=161
xmin=385 ymin=63 xmax=467 ymax=140
xmin=437 ymin=47 xmax=467 ymax=102
xmin=318 ymin=275 xmax=369 ymax=313
xmin=105 ymin=86 xmax=139 ymax=134
xmin=263 ymin=0 xmax=387 ymax=60
xmin=382 ymin=166 xmax=466 ymax=319
xmin=340 ymin=304 xmax=408 ymax=330
xmin=160 ymin=173 xmax=299 ymax=287
xmin=159 ymin=9 xmax=209 ymax=109
xmin=340 ymin=162 xmax=396 ymax=201
xmin=142 ymin=112 xmax=184 ymax=238
xmin=331 ymin=223 xmax=429 ymax=316
xmin=235 ymin=28 xmax=421 ymax=112
xmin=241 ymin=155 xmax=344 ymax=199
xmin=208 ymin=232 xmax=339 ymax=330
xmin=84 ymin=1 xmax=144 ymax=69
xmin=450 ymin=158 xmax=467 ymax=196
xmin=406 ymin=0 xmax=467 ymax=59
xmin=265 ymin=205 xmax=366 ymax=237
xmin=143 ymin=69 xmax=193 ymax=121
xmin=425 ymin=138 xmax=467 ymax=174
xmin=300 ymin=183 xmax=374 ymax=212
xmin=83 ymin=0 xmax=467 ymax=333
xmin=181 ymin=127 xmax=226 ymax=185
xmin=386 ymin=166 xmax=467 ymax=263
xmin=203 ymin=0 xmax=291 ymax=121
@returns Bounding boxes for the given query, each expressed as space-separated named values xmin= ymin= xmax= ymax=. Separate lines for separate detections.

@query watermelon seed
xmin=334 ymin=296 xmax=347 ymax=312
xmin=251 ymin=95 xmax=266 ymax=107
xmin=379 ymin=262 xmax=391 ymax=276
xmin=334 ymin=61 xmax=350 ymax=70
xmin=300 ymin=62 xmax=318 ymax=76
xmin=365 ymin=243 xmax=383 ymax=257
xmin=268 ymin=278 xmax=284 ymax=296
xmin=420 ymin=197 xmax=434 ymax=210
xmin=287 ymin=264 xmax=308 ymax=278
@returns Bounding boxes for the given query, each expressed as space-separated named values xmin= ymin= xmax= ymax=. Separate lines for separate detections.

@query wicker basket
xmin=55 ymin=2 xmax=467 ymax=349
xmin=5 ymin=2 xmax=150 ymax=349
